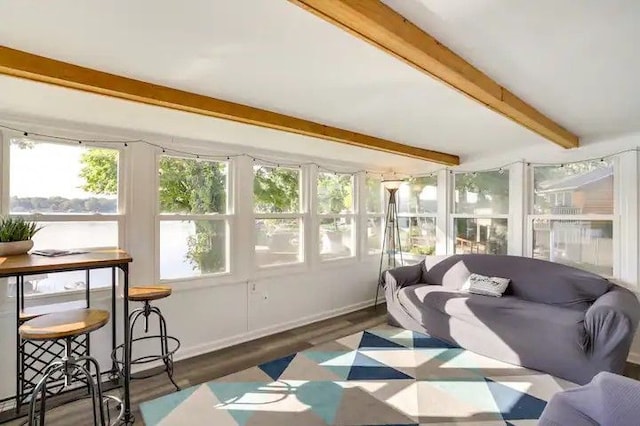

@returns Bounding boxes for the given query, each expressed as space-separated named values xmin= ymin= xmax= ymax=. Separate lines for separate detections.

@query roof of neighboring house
xmin=537 ymin=166 xmax=613 ymax=193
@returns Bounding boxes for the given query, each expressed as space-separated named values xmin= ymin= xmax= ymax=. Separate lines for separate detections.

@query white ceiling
xmin=0 ymin=0 xmax=554 ymax=165
xmin=383 ymin=0 xmax=640 ymax=139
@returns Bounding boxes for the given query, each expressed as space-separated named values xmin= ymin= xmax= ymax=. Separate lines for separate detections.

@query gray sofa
xmin=538 ymin=372 xmax=640 ymax=426
xmin=383 ymin=254 xmax=640 ymax=385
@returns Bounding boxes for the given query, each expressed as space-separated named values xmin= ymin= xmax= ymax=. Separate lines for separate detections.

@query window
xmin=365 ymin=176 xmax=384 ymax=255
xmin=397 ymin=176 xmax=438 ymax=264
xmin=158 ymin=156 xmax=229 ymax=280
xmin=529 ymin=160 xmax=614 ymax=276
xmin=453 ymin=170 xmax=509 ymax=255
xmin=317 ymin=172 xmax=356 ymax=260
xmin=253 ymin=164 xmax=303 ymax=267
xmin=6 ymin=137 xmax=122 ymax=295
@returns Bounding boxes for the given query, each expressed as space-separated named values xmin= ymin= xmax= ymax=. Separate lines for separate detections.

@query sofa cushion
xmin=399 ymin=285 xmax=587 ymax=326
xmin=421 ymin=254 xmax=610 ymax=309
xmin=422 ymin=256 xmax=472 ymax=290
xmin=397 ymin=285 xmax=588 ymax=353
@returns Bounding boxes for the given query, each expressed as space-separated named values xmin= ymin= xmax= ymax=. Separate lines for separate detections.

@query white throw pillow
xmin=460 ymin=273 xmax=510 ymax=297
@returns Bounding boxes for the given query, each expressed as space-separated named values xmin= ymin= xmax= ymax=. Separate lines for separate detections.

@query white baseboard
xmin=628 ymin=351 xmax=640 ymax=364
xmin=132 ymin=298 xmax=377 ymax=374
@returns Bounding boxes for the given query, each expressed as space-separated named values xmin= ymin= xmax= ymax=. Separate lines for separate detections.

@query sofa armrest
xmin=382 ymin=262 xmax=423 ymax=292
xmin=584 ymin=286 xmax=640 ymax=363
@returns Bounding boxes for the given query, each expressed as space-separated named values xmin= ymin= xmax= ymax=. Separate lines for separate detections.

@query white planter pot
xmin=0 ymin=240 xmax=34 ymax=256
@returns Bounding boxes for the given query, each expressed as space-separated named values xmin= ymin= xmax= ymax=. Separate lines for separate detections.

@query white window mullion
xmin=233 ymin=156 xmax=252 ymax=279
xmin=441 ymin=170 xmax=454 ymax=254
xmin=0 ymin=130 xmax=8 ymax=215
xmin=308 ymin=165 xmax=319 ymax=268
xmin=617 ymin=150 xmax=638 ymax=288
xmin=508 ymin=161 xmax=525 ymax=255
xmin=158 ymin=213 xmax=235 ymax=221
xmin=254 ymin=212 xmax=304 ymax=220
xmin=356 ymin=172 xmax=367 ymax=261
xmin=126 ymin=143 xmax=155 ymax=284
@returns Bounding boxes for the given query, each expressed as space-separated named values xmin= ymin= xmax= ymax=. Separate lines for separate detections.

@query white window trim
xmin=1 ymin=133 xmax=126 ymax=297
xmin=156 ymin=154 xmax=233 ymax=282
xmin=316 ymin=171 xmax=358 ymax=263
xmin=525 ymin=160 xmax=618 ymax=279
xmin=450 ymin=171 xmax=510 ymax=255
xmin=362 ymin=174 xmax=384 ymax=258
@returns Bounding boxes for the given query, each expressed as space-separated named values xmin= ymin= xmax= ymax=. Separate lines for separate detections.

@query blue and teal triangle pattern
xmin=140 ymin=324 xmax=575 ymax=425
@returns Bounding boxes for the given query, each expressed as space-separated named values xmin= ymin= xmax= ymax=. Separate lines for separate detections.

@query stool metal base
xmin=28 ymin=337 xmax=106 ymax=426
xmin=111 ymin=301 xmax=181 ymax=392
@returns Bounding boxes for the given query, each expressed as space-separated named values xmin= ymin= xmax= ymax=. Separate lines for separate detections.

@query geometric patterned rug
xmin=140 ymin=325 xmax=577 ymax=425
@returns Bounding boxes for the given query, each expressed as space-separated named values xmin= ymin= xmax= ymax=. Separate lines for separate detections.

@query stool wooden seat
xmin=129 ymin=285 xmax=172 ymax=302
xmin=19 ymin=308 xmax=109 ymax=341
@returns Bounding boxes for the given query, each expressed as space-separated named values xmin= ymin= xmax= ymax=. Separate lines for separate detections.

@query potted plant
xmin=0 ymin=217 xmax=42 ymax=256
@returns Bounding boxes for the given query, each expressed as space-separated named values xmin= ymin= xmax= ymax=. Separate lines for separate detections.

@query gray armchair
xmin=539 ymin=372 xmax=640 ymax=426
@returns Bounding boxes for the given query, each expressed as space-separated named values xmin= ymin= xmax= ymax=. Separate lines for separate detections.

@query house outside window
xmin=529 ymin=160 xmax=614 ymax=276
xmin=453 ymin=170 xmax=509 ymax=255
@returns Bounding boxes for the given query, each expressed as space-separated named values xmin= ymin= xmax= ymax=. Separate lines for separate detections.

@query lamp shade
xmin=382 ymin=179 xmax=404 ymax=190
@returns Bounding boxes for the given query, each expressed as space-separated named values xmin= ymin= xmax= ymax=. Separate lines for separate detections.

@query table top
xmin=0 ymin=249 xmax=132 ymax=276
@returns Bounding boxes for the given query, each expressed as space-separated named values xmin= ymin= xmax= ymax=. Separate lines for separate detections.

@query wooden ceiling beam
xmin=0 ymin=46 xmax=459 ymax=165
xmin=289 ymin=0 xmax=579 ymax=149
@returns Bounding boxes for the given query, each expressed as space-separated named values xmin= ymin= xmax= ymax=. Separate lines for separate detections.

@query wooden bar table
xmin=0 ymin=249 xmax=134 ymax=425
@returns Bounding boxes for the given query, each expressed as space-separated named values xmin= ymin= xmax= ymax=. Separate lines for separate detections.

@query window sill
xmin=0 ymin=286 xmax=115 ymax=317
xmin=159 ymin=271 xmax=232 ymax=285
xmin=5 ymin=285 xmax=113 ymax=302
xmin=318 ymin=256 xmax=358 ymax=269
xmin=255 ymin=262 xmax=309 ymax=279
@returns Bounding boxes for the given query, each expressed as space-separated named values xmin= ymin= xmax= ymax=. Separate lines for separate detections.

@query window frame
xmin=364 ymin=175 xmax=385 ymax=257
xmin=156 ymin=153 xmax=233 ymax=282
xmin=450 ymin=170 xmax=510 ymax=255
xmin=316 ymin=171 xmax=358 ymax=262
xmin=252 ymin=163 xmax=306 ymax=269
xmin=396 ymin=175 xmax=438 ymax=263
xmin=525 ymin=160 xmax=617 ymax=278
xmin=1 ymin=131 xmax=126 ymax=297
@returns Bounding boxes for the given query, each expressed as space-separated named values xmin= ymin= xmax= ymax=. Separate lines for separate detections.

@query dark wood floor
xmin=3 ymin=304 xmax=639 ymax=425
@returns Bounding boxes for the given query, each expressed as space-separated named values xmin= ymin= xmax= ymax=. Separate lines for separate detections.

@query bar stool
xmin=19 ymin=309 xmax=110 ymax=426
xmin=112 ymin=285 xmax=180 ymax=391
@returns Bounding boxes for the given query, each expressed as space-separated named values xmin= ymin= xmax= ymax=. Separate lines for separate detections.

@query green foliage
xmin=317 ymin=173 xmax=353 ymax=214
xmin=409 ymin=245 xmax=435 ymax=256
xmin=79 ymin=149 xmax=119 ymax=195
xmin=0 ymin=217 xmax=42 ymax=242
xmin=455 ymin=170 xmax=509 ymax=198
xmin=365 ymin=177 xmax=383 ymax=213
xmin=402 ymin=175 xmax=437 ymax=213
xmin=159 ymin=157 xmax=227 ymax=214
xmin=254 ymin=166 xmax=299 ymax=213
xmin=186 ymin=221 xmax=226 ymax=273
xmin=79 ymin=152 xmax=229 ymax=272
xmin=158 ymin=158 xmax=227 ymax=272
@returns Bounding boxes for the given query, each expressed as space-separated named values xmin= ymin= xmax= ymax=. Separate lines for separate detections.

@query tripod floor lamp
xmin=375 ymin=179 xmax=404 ymax=308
